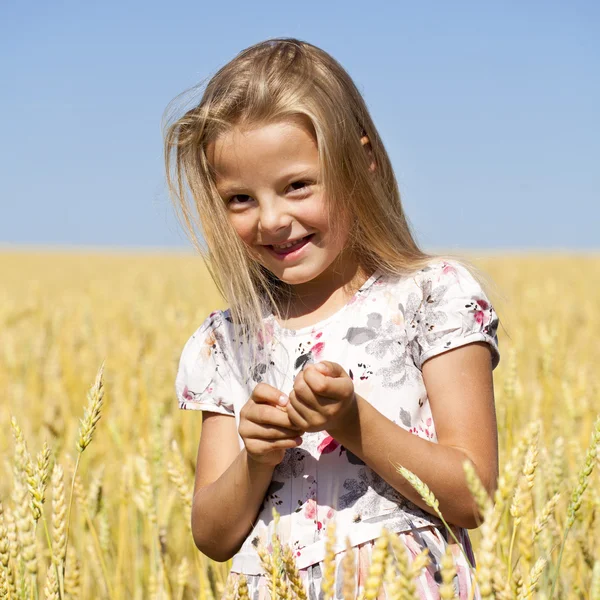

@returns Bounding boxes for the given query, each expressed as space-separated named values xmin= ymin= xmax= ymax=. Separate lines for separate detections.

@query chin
xmin=269 ymin=265 xmax=327 ymax=286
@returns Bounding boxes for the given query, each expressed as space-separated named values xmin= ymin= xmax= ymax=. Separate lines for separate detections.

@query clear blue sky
xmin=1 ymin=1 xmax=598 ymax=250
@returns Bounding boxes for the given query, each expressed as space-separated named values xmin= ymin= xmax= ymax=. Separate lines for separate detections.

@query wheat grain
xmin=64 ymin=545 xmax=81 ymax=600
xmin=237 ymin=574 xmax=250 ymax=600
xmin=282 ymin=545 xmax=307 ymax=600
xmin=50 ymin=463 xmax=67 ymax=566
xmin=167 ymin=439 xmax=193 ymax=512
xmin=363 ymin=528 xmax=388 ymax=600
xmin=341 ymin=537 xmax=355 ymax=600
xmin=532 ymin=492 xmax=560 ymax=543
xmin=439 ymin=544 xmax=457 ymax=600
xmin=43 ymin=561 xmax=59 ymax=600
xmin=321 ymin=517 xmax=336 ymax=600
xmin=388 ymin=531 xmax=425 ymax=600
xmin=76 ymin=363 xmax=105 ymax=453
xmin=516 ymin=557 xmax=546 ymax=600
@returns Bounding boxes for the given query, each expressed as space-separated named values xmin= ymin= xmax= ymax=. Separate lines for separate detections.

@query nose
xmin=257 ymin=197 xmax=292 ymax=238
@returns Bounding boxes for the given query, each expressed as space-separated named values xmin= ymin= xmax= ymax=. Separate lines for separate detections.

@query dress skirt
xmin=224 ymin=524 xmax=480 ymax=600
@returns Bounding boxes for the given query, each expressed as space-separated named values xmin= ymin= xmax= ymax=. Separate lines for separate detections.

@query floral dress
xmin=176 ymin=259 xmax=500 ymax=599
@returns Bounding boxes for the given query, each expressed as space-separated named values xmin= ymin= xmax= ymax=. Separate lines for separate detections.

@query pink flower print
xmin=257 ymin=321 xmax=275 ymax=347
xmin=304 ymin=498 xmax=317 ymax=520
xmin=441 ymin=262 xmax=457 ymax=276
xmin=315 ymin=332 xmax=323 ymax=339
xmin=474 ymin=299 xmax=491 ymax=327
xmin=317 ymin=435 xmax=340 ymax=455
xmin=182 ymin=386 xmax=193 ymax=401
xmin=311 ymin=341 xmax=325 ymax=359
xmin=326 ymin=507 xmax=334 ymax=519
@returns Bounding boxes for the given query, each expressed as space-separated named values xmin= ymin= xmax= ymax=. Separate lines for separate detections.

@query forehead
xmin=206 ymin=118 xmax=318 ymax=182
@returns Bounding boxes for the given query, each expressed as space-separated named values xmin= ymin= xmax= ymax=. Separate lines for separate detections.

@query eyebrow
xmin=216 ymin=168 xmax=319 ymax=197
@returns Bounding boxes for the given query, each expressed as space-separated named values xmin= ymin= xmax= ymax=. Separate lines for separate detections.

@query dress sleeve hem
xmin=418 ymin=332 xmax=500 ymax=371
xmin=178 ymin=398 xmax=235 ymax=416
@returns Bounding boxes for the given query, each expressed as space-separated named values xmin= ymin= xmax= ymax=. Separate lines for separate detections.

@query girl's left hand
xmin=286 ymin=361 xmax=357 ymax=433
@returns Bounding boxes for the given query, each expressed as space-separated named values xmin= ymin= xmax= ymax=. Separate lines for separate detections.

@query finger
xmin=249 ymin=404 xmax=304 ymax=430
xmin=314 ymin=361 xmax=347 ymax=378
xmin=293 ymin=371 xmax=321 ymax=409
xmin=241 ymin=422 xmax=303 ymax=441
xmin=302 ymin=365 xmax=330 ymax=396
xmin=251 ymin=382 xmax=289 ymax=408
xmin=285 ymin=395 xmax=311 ymax=432
xmin=288 ymin=391 xmax=326 ymax=432
xmin=302 ymin=365 xmax=348 ymax=403
xmin=249 ymin=438 xmax=303 ymax=453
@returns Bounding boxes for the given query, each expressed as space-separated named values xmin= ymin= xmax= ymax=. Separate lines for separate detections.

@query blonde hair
xmin=163 ymin=37 xmax=503 ymax=368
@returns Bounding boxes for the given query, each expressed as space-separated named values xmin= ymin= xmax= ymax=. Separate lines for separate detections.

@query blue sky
xmin=1 ymin=1 xmax=598 ymax=250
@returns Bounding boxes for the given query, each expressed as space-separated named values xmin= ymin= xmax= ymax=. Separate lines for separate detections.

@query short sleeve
xmin=175 ymin=310 xmax=235 ymax=416
xmin=408 ymin=260 xmax=500 ymax=371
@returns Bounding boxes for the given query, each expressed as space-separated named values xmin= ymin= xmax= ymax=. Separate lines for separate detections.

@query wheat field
xmin=1 ymin=250 xmax=599 ymax=599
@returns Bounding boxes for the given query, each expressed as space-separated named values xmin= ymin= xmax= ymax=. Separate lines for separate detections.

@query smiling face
xmin=207 ymin=117 xmax=354 ymax=295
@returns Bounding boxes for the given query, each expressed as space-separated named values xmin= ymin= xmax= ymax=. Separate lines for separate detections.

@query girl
xmin=165 ymin=38 xmax=501 ymax=599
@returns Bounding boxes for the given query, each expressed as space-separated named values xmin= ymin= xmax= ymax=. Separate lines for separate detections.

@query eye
xmin=228 ymin=194 xmax=253 ymax=205
xmin=288 ymin=181 xmax=311 ymax=193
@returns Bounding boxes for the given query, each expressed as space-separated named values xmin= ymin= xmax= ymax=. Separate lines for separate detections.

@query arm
xmin=327 ymin=342 xmax=498 ymax=529
xmin=191 ymin=413 xmax=274 ymax=562
xmin=191 ymin=384 xmax=304 ymax=561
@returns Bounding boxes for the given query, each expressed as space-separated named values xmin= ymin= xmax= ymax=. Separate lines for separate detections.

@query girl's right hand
xmin=239 ymin=383 xmax=304 ymax=466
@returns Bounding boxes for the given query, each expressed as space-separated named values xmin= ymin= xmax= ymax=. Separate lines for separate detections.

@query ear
xmin=360 ymin=134 xmax=376 ymax=173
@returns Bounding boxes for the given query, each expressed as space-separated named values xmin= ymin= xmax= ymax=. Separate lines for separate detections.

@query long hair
xmin=163 ymin=38 xmax=503 ymax=370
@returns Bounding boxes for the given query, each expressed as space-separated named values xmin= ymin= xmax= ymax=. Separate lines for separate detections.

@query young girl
xmin=165 ymin=38 xmax=500 ymax=599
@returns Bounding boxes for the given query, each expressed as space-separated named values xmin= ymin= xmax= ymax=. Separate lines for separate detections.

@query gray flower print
xmin=344 ymin=311 xmax=419 ymax=389
xmin=339 ymin=467 xmax=406 ymax=514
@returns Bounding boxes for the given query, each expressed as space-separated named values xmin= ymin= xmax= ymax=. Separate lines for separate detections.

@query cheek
xmin=228 ymin=214 xmax=255 ymax=245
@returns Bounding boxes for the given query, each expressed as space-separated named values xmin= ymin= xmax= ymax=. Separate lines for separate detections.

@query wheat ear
xmin=176 ymin=556 xmax=189 ymax=600
xmin=65 ymin=363 xmax=105 ymax=566
xmin=439 ymin=544 xmax=458 ymax=600
xmin=321 ymin=518 xmax=336 ymax=600
xmin=396 ymin=465 xmax=474 ymax=569
xmin=236 ymin=574 xmax=250 ymax=600
xmin=282 ymin=545 xmax=307 ymax=600
xmin=363 ymin=528 xmax=388 ymax=600
xmin=341 ymin=537 xmax=355 ymax=600
xmin=0 ymin=501 xmax=17 ymax=599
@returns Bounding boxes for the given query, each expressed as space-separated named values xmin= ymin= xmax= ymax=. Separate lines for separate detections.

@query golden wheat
xmin=1 ymin=252 xmax=599 ymax=599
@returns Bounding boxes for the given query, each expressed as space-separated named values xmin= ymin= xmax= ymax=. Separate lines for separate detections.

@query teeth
xmin=273 ymin=237 xmax=306 ymax=249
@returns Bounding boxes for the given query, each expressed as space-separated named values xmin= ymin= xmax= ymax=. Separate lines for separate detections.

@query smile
xmin=266 ymin=234 xmax=314 ymax=258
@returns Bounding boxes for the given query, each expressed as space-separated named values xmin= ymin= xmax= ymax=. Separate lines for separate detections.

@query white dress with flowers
xmin=175 ymin=259 xmax=500 ymax=599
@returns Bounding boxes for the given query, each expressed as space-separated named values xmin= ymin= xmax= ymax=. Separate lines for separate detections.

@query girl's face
xmin=208 ymin=117 xmax=353 ymax=292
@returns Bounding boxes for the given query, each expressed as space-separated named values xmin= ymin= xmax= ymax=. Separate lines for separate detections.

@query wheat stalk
xmin=550 ymin=414 xmax=600 ymax=599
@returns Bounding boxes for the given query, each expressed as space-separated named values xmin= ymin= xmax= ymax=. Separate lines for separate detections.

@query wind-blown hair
xmin=163 ymin=37 xmax=500 ymax=368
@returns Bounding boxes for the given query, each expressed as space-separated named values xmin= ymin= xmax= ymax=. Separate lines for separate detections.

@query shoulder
xmin=400 ymin=259 xmax=501 ymax=370
xmin=180 ymin=310 xmax=227 ymax=358
xmin=175 ymin=309 xmax=238 ymax=413
xmin=409 ymin=258 xmax=481 ymax=289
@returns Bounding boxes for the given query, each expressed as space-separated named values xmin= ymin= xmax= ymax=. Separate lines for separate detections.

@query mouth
xmin=266 ymin=234 xmax=315 ymax=257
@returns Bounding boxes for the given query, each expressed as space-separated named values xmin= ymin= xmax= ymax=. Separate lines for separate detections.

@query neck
xmin=277 ymin=255 xmax=370 ymax=321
